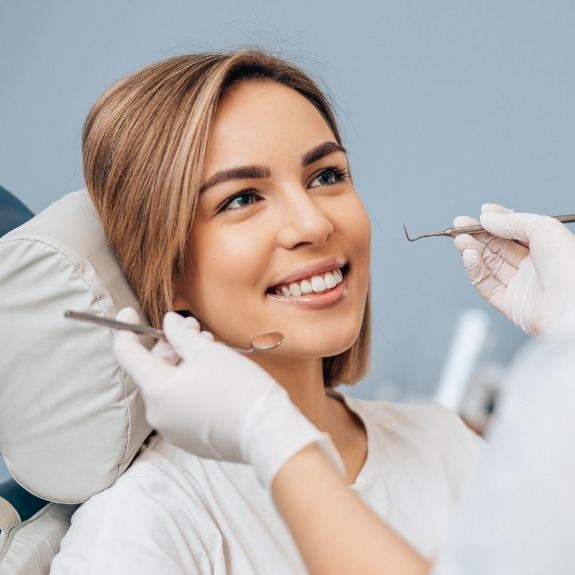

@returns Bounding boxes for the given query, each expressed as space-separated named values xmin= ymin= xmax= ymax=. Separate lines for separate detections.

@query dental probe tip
xmin=403 ymin=224 xmax=417 ymax=242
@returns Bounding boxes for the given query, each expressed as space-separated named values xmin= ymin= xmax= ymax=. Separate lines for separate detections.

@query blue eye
xmin=219 ymin=190 xmax=261 ymax=212
xmin=217 ymin=166 xmax=348 ymax=214
xmin=309 ymin=166 xmax=349 ymax=188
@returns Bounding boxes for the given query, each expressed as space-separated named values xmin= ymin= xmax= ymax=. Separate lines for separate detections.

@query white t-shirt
xmin=50 ymin=395 xmax=483 ymax=575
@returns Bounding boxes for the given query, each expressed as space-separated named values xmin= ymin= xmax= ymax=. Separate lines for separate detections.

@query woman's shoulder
xmin=74 ymin=434 xmax=211 ymax=516
xmin=342 ymin=394 xmax=484 ymax=472
xmin=342 ymin=393 xmax=467 ymax=431
xmin=51 ymin=436 xmax=223 ymax=574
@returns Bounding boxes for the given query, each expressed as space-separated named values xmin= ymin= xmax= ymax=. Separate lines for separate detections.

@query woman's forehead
xmin=204 ymin=81 xmax=336 ymax=170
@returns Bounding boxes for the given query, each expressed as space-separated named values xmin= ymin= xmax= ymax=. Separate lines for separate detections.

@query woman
xmin=109 ymin=205 xmax=575 ymax=575
xmin=52 ymin=50 xmax=487 ymax=574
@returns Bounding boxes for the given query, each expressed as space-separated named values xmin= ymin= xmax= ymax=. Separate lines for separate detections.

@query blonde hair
xmin=83 ymin=50 xmax=370 ymax=386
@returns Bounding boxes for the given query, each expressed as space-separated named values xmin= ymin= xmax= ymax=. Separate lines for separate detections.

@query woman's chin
xmin=277 ymin=331 xmax=360 ymax=359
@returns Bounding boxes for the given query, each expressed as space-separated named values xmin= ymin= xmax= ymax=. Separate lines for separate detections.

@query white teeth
xmin=289 ymin=282 xmax=303 ymax=296
xmin=311 ymin=275 xmax=327 ymax=292
xmin=272 ymin=266 xmax=346 ymax=297
xmin=300 ymin=279 xmax=313 ymax=294
xmin=324 ymin=271 xmax=337 ymax=289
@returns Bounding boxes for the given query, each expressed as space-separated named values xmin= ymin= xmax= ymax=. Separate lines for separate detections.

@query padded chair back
xmin=0 ymin=185 xmax=34 ymax=499
xmin=0 ymin=189 xmax=151 ymax=573
xmin=0 ymin=187 xmax=76 ymax=575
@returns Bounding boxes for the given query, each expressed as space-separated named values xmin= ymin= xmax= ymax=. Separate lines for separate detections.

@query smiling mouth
xmin=266 ymin=264 xmax=350 ymax=297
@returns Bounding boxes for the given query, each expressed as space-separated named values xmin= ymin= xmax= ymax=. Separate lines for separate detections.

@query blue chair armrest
xmin=0 ymin=185 xmax=34 ymax=238
xmin=0 ymin=478 xmax=50 ymax=528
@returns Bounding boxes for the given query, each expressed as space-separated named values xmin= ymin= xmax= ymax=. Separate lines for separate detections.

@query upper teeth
xmin=275 ymin=267 xmax=344 ymax=296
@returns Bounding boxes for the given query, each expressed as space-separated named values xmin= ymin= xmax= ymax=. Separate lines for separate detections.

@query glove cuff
xmin=243 ymin=387 xmax=345 ymax=488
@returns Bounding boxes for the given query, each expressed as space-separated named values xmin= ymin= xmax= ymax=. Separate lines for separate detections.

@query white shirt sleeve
xmin=50 ymin=473 xmax=227 ymax=575
xmin=429 ymin=402 xmax=485 ymax=497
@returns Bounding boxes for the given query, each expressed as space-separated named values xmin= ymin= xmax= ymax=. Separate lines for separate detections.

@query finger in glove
xmin=461 ymin=249 xmax=508 ymax=313
xmin=162 ymin=311 xmax=217 ymax=361
xmin=114 ymin=307 xmax=174 ymax=391
xmin=481 ymin=203 xmax=513 ymax=215
xmin=479 ymin=212 xmax=545 ymax=244
xmin=453 ymin=215 xmax=494 ymax=245
xmin=180 ymin=315 xmax=215 ymax=341
xmin=454 ymin=234 xmax=518 ymax=287
xmin=151 ymin=338 xmax=181 ymax=366
xmin=453 ymin=215 xmax=528 ymax=268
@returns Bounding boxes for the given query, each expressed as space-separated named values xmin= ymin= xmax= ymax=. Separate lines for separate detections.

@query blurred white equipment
xmin=435 ymin=309 xmax=491 ymax=412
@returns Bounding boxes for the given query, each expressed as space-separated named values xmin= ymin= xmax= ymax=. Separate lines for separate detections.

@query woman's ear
xmin=172 ymin=282 xmax=198 ymax=320
xmin=171 ymin=289 xmax=189 ymax=314
xmin=172 ymin=292 xmax=193 ymax=317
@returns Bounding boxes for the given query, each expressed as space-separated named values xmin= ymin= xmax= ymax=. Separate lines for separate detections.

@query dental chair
xmin=0 ymin=190 xmax=153 ymax=574
xmin=0 ymin=185 xmax=55 ymax=571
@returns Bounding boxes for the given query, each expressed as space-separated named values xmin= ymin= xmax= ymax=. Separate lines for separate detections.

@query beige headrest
xmin=0 ymin=190 xmax=151 ymax=503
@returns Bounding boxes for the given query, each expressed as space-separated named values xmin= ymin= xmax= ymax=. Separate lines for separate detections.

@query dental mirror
xmin=245 ymin=331 xmax=284 ymax=353
xmin=64 ymin=310 xmax=284 ymax=353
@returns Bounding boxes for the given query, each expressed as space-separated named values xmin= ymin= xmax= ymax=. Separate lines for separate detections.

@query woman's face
xmin=174 ymin=80 xmax=371 ymax=359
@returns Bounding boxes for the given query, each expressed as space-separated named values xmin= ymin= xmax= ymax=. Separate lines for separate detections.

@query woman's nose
xmin=275 ymin=189 xmax=334 ymax=250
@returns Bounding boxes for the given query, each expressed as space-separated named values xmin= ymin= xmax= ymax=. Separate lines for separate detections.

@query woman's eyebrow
xmin=199 ymin=165 xmax=270 ymax=194
xmin=301 ymin=141 xmax=347 ymax=167
xmin=199 ymin=141 xmax=347 ymax=194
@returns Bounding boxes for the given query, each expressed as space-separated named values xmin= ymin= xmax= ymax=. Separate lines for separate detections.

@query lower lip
xmin=266 ymin=271 xmax=349 ymax=310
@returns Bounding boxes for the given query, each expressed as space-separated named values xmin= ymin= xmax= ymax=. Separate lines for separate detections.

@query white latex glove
xmin=453 ymin=203 xmax=575 ymax=336
xmin=113 ymin=307 xmax=343 ymax=487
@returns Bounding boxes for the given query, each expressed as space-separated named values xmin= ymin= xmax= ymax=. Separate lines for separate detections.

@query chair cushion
xmin=0 ymin=190 xmax=151 ymax=503
xmin=0 ymin=503 xmax=77 ymax=575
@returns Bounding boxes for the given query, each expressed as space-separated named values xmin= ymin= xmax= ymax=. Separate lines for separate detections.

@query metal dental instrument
xmin=403 ymin=213 xmax=575 ymax=242
xmin=64 ymin=310 xmax=284 ymax=353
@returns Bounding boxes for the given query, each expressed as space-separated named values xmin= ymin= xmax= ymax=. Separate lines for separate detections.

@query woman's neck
xmin=251 ymin=353 xmax=367 ymax=484
xmin=250 ymin=354 xmax=331 ymax=431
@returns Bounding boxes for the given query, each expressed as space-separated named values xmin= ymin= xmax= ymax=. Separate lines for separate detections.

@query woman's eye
xmin=309 ymin=167 xmax=349 ymax=188
xmin=219 ymin=190 xmax=261 ymax=212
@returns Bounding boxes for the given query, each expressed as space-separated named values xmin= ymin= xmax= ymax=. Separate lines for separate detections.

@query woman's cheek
xmin=337 ymin=191 xmax=371 ymax=256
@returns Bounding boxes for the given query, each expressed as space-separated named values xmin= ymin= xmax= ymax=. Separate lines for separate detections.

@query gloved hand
xmin=113 ymin=307 xmax=343 ymax=487
xmin=453 ymin=203 xmax=575 ymax=336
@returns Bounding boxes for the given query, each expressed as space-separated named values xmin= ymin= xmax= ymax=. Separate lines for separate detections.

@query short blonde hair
xmin=83 ymin=50 xmax=370 ymax=387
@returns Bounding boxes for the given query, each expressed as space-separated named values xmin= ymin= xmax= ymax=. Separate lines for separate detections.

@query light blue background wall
xmin=1 ymin=0 xmax=574 ymax=457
